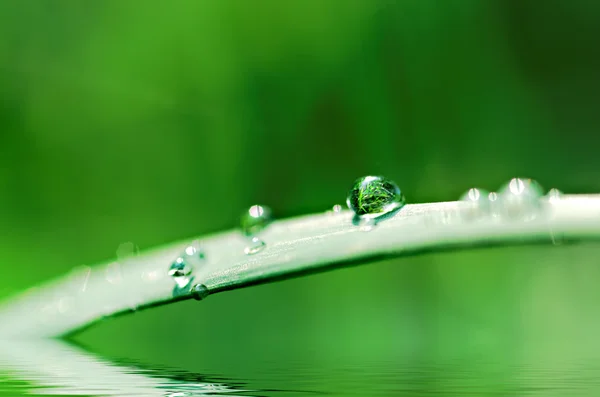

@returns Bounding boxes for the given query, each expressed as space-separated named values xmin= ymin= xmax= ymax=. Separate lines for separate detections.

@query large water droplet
xmin=346 ymin=176 xmax=405 ymax=220
xmin=244 ymin=237 xmax=266 ymax=255
xmin=460 ymin=187 xmax=490 ymax=220
xmin=240 ymin=204 xmax=273 ymax=235
xmin=169 ymin=257 xmax=193 ymax=288
xmin=498 ymin=177 xmax=544 ymax=220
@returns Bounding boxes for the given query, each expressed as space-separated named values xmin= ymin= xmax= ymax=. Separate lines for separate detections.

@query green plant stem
xmin=1 ymin=195 xmax=600 ymax=338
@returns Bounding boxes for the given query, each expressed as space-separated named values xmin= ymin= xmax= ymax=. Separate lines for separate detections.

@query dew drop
xmin=168 ymin=257 xmax=193 ymax=288
xmin=168 ymin=257 xmax=192 ymax=277
xmin=546 ymin=188 xmax=563 ymax=203
xmin=57 ymin=296 xmax=72 ymax=315
xmin=498 ymin=177 xmax=544 ymax=220
xmin=105 ymin=263 xmax=123 ymax=285
xmin=191 ymin=283 xmax=210 ymax=301
xmin=172 ymin=276 xmax=194 ymax=297
xmin=69 ymin=265 xmax=92 ymax=292
xmin=460 ymin=187 xmax=490 ymax=220
xmin=168 ymin=243 xmax=206 ymax=288
xmin=332 ymin=204 xmax=343 ymax=213
xmin=116 ymin=241 xmax=139 ymax=260
xmin=346 ymin=176 xmax=405 ymax=220
xmin=244 ymin=236 xmax=266 ymax=255
xmin=240 ymin=204 xmax=273 ymax=236
xmin=461 ymin=187 xmax=487 ymax=202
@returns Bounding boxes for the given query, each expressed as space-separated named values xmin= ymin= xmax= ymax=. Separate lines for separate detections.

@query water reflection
xmin=3 ymin=338 xmax=600 ymax=396
xmin=0 ymin=339 xmax=256 ymax=396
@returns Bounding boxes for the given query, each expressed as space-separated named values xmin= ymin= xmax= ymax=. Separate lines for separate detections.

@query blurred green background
xmin=2 ymin=0 xmax=600 ymax=391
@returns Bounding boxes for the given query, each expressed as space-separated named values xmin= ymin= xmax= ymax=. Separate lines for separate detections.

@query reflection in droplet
xmin=168 ymin=243 xmax=206 ymax=289
xmin=244 ymin=237 xmax=266 ymax=255
xmin=240 ymin=204 xmax=273 ymax=235
xmin=168 ymin=257 xmax=192 ymax=278
xmin=184 ymin=245 xmax=196 ymax=256
xmin=498 ymin=177 xmax=544 ymax=220
xmin=346 ymin=175 xmax=406 ymax=219
xmin=460 ymin=187 xmax=490 ymax=220
xmin=184 ymin=243 xmax=206 ymax=262
xmin=172 ymin=276 xmax=195 ymax=298
xmin=169 ymin=258 xmax=193 ymax=288
xmin=191 ymin=283 xmax=209 ymax=301
xmin=503 ymin=177 xmax=544 ymax=198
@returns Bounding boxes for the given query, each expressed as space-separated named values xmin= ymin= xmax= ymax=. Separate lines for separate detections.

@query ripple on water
xmin=3 ymin=339 xmax=600 ymax=397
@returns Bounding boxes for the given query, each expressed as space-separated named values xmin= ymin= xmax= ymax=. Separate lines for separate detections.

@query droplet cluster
xmin=460 ymin=177 xmax=561 ymax=221
xmin=168 ymin=242 xmax=208 ymax=299
xmin=240 ymin=204 xmax=272 ymax=255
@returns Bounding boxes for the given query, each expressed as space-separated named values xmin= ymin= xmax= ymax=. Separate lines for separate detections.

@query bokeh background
xmin=2 ymin=0 xmax=600 ymax=393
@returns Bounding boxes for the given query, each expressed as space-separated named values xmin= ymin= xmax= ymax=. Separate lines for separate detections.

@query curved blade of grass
xmin=1 ymin=194 xmax=600 ymax=338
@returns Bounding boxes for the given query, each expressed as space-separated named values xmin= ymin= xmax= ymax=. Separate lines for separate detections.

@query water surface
xmin=2 ymin=338 xmax=600 ymax=396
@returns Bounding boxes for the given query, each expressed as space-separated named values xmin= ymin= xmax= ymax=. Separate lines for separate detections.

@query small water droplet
xmin=169 ymin=257 xmax=193 ymax=288
xmin=168 ymin=257 xmax=192 ymax=277
xmin=498 ymin=177 xmax=544 ymax=220
xmin=244 ymin=237 xmax=266 ymax=255
xmin=460 ymin=187 xmax=491 ymax=220
xmin=168 ymin=243 xmax=206 ymax=288
xmin=57 ymin=296 xmax=73 ymax=314
xmin=182 ymin=242 xmax=206 ymax=264
xmin=191 ymin=283 xmax=209 ymax=301
xmin=240 ymin=204 xmax=273 ymax=236
xmin=546 ymin=188 xmax=563 ymax=203
xmin=172 ymin=275 xmax=195 ymax=297
xmin=116 ymin=241 xmax=139 ymax=260
xmin=69 ymin=265 xmax=92 ymax=292
xmin=105 ymin=263 xmax=123 ymax=285
xmin=347 ymin=176 xmax=405 ymax=221
xmin=332 ymin=204 xmax=343 ymax=213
